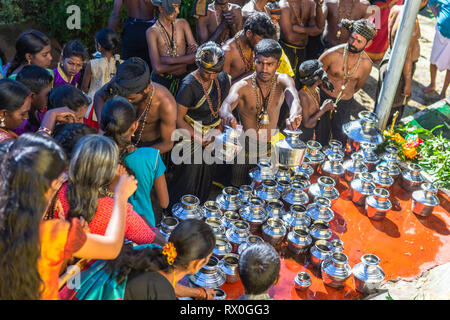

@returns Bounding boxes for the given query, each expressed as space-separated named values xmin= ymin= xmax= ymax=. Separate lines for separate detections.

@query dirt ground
xmin=355 ymin=11 xmax=448 ymax=120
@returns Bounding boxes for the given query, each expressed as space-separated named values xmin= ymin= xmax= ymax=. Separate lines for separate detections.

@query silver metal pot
xmin=249 ymin=160 xmax=276 ymax=187
xmin=282 ymin=181 xmax=310 ymax=207
xmin=381 ymin=153 xmax=401 ymax=180
xmin=365 ymin=188 xmax=392 ymax=221
xmin=321 ymin=252 xmax=352 ymax=288
xmin=330 ymin=239 xmax=344 ymax=253
xmin=310 ymin=240 xmax=333 ymax=271
xmin=294 ymin=271 xmax=312 ymax=291
xmin=239 ymin=185 xmax=253 ymax=204
xmin=309 ymin=220 xmax=333 ymax=242
xmin=216 ymin=186 xmax=242 ymax=212
xmin=291 ymin=157 xmax=314 ymax=177
xmin=308 ymin=176 xmax=340 ymax=204
xmin=226 ymin=220 xmax=251 ymax=253
xmin=342 ymin=111 xmax=384 ymax=155
xmin=359 ymin=142 xmax=380 ymax=172
xmin=265 ymin=199 xmax=287 ymax=219
xmin=202 ymin=201 xmax=223 ymax=219
xmin=189 ymin=256 xmax=226 ymax=288
xmin=262 ymin=217 xmax=287 ymax=246
xmin=206 ymin=217 xmax=226 ymax=237
xmin=305 ymin=196 xmax=334 ymax=223
xmin=343 ymin=152 xmax=368 ymax=182
xmin=238 ymin=235 xmax=264 ymax=255
xmin=352 ymin=254 xmax=385 ymax=294
xmin=213 ymin=288 xmax=227 ymax=300
xmin=350 ymin=172 xmax=376 ymax=207
xmin=276 ymin=164 xmax=292 ymax=181
xmin=254 ymin=179 xmax=281 ymax=202
xmin=323 ymin=139 xmax=345 ymax=160
xmin=287 ymin=226 xmax=312 ymax=255
xmin=411 ymin=183 xmax=440 ymax=217
xmin=172 ymin=195 xmax=204 ymax=221
xmin=276 ymin=177 xmax=292 ymax=196
xmin=305 ymin=140 xmax=325 ymax=173
xmin=218 ymin=253 xmax=240 ymax=284
xmin=372 ymin=164 xmax=394 ymax=191
xmin=320 ymin=153 xmax=345 ymax=183
xmin=213 ymin=234 xmax=233 ymax=259
xmin=221 ymin=210 xmax=241 ymax=230
xmin=401 ymin=163 xmax=424 ymax=192
xmin=239 ymin=197 xmax=268 ymax=233
xmin=275 ymin=129 xmax=307 ymax=167
xmin=283 ymin=204 xmax=310 ymax=231
xmin=159 ymin=216 xmax=180 ymax=241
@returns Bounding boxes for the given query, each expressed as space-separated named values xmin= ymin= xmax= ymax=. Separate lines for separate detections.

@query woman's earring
xmin=0 ymin=117 xmax=5 ymax=127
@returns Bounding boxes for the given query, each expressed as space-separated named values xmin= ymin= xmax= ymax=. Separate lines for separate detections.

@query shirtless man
xmin=93 ymin=57 xmax=177 ymax=154
xmin=322 ymin=0 xmax=371 ymax=49
xmin=196 ymin=0 xmax=243 ymax=45
xmin=376 ymin=0 xmax=429 ymax=126
xmin=242 ymin=0 xmax=273 ymax=19
xmin=108 ymin=0 xmax=155 ymax=66
xmin=318 ymin=18 xmax=376 ymax=145
xmin=279 ymin=0 xmax=325 ymax=88
xmin=297 ymin=59 xmax=337 ymax=145
xmin=220 ymin=39 xmax=302 ymax=186
xmin=222 ymin=12 xmax=277 ymax=83
xmin=146 ymin=0 xmax=198 ymax=95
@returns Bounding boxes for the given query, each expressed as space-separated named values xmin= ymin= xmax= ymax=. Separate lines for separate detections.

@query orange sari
xmin=38 ymin=218 xmax=86 ymax=300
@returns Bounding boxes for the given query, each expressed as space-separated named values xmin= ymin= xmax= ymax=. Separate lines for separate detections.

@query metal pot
xmin=330 ymin=239 xmax=344 ymax=253
xmin=352 ymin=254 xmax=385 ymax=294
xmin=282 ymin=181 xmax=310 ymax=207
xmin=372 ymin=164 xmax=394 ymax=191
xmin=343 ymin=152 xmax=368 ymax=182
xmin=189 ymin=256 xmax=226 ymax=288
xmin=221 ymin=210 xmax=241 ymax=230
xmin=294 ymin=271 xmax=312 ymax=291
xmin=310 ymin=240 xmax=333 ymax=271
xmin=216 ymin=186 xmax=242 ymax=212
xmin=262 ymin=217 xmax=287 ymax=246
xmin=266 ymin=199 xmax=287 ymax=219
xmin=239 ymin=185 xmax=253 ymax=204
xmin=213 ymin=288 xmax=227 ymax=300
xmin=365 ymin=188 xmax=392 ymax=221
xmin=359 ymin=142 xmax=380 ymax=172
xmin=309 ymin=220 xmax=333 ymax=242
xmin=291 ymin=157 xmax=314 ymax=177
xmin=239 ymin=197 xmax=268 ymax=233
xmin=305 ymin=140 xmax=325 ymax=173
xmin=202 ymin=201 xmax=223 ymax=219
xmin=401 ymin=163 xmax=424 ymax=192
xmin=320 ymin=153 xmax=345 ymax=183
xmin=159 ymin=216 xmax=179 ymax=241
xmin=206 ymin=217 xmax=226 ymax=237
xmin=283 ymin=204 xmax=310 ymax=231
xmin=305 ymin=197 xmax=334 ymax=223
xmin=218 ymin=253 xmax=240 ymax=284
xmin=249 ymin=160 xmax=276 ymax=187
xmin=381 ymin=153 xmax=401 ymax=180
xmin=276 ymin=177 xmax=292 ymax=196
xmin=238 ymin=235 xmax=264 ymax=255
xmin=342 ymin=111 xmax=384 ymax=155
xmin=275 ymin=129 xmax=307 ymax=167
xmin=350 ymin=172 xmax=376 ymax=207
xmin=321 ymin=252 xmax=352 ymax=288
xmin=411 ymin=183 xmax=440 ymax=217
xmin=308 ymin=176 xmax=340 ymax=204
xmin=276 ymin=164 xmax=292 ymax=181
xmin=254 ymin=179 xmax=281 ymax=202
xmin=226 ymin=220 xmax=251 ymax=253
xmin=172 ymin=195 xmax=204 ymax=221
xmin=287 ymin=226 xmax=312 ymax=255
xmin=323 ymin=139 xmax=344 ymax=160
xmin=213 ymin=234 xmax=233 ymax=259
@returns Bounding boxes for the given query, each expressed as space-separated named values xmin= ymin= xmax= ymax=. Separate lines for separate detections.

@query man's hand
xmin=222 ymin=10 xmax=236 ymax=25
xmin=403 ymin=83 xmax=412 ymax=98
xmin=320 ymin=99 xmax=337 ymax=113
xmin=223 ymin=115 xmax=237 ymax=128
xmin=286 ymin=114 xmax=303 ymax=130
xmin=52 ymin=107 xmax=77 ymax=124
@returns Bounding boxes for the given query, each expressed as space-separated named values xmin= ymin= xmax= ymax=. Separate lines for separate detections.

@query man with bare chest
xmin=109 ymin=0 xmax=155 ymax=67
xmin=220 ymin=39 xmax=302 ymax=186
xmin=279 ymin=0 xmax=325 ymax=88
xmin=318 ymin=18 xmax=375 ymax=145
xmin=322 ymin=0 xmax=371 ymax=49
xmin=222 ymin=12 xmax=277 ymax=83
xmin=93 ymin=57 xmax=177 ymax=155
xmin=146 ymin=0 xmax=199 ymax=96
xmin=242 ymin=0 xmax=273 ymax=19
xmin=196 ymin=0 xmax=243 ymax=46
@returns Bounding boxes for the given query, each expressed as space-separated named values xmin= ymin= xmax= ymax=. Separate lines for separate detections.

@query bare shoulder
xmin=321 ymin=44 xmax=345 ymax=59
xmin=223 ymin=37 xmax=237 ymax=53
xmin=154 ymin=82 xmax=175 ymax=103
xmin=230 ymin=3 xmax=242 ymax=11
xmin=278 ymin=72 xmax=296 ymax=88
xmin=362 ymin=51 xmax=373 ymax=66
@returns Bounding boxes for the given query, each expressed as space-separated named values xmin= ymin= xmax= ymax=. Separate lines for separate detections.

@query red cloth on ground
xmin=54 ymin=183 xmax=155 ymax=245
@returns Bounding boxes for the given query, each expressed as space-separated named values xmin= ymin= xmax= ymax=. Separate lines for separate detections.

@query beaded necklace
xmin=303 ymin=85 xmax=320 ymax=108
xmin=252 ymin=72 xmax=277 ymax=130
xmin=134 ymin=83 xmax=155 ymax=147
xmin=157 ymin=19 xmax=178 ymax=57
xmin=235 ymin=31 xmax=254 ymax=73
xmin=193 ymin=71 xmax=222 ymax=120
xmin=335 ymin=45 xmax=362 ymax=104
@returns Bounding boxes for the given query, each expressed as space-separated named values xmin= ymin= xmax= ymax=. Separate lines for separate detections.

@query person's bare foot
xmin=422 ymin=84 xmax=435 ymax=94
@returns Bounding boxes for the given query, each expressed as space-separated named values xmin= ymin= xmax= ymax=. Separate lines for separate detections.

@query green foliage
xmin=0 ymin=0 xmax=27 ymax=25
xmin=178 ymin=0 xmax=198 ymax=33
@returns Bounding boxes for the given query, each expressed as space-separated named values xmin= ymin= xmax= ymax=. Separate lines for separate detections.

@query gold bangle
xmin=37 ymin=127 xmax=52 ymax=136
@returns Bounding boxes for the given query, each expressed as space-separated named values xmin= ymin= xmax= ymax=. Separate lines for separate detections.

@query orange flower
xmin=162 ymin=242 xmax=177 ymax=265
xmin=403 ymin=147 xmax=417 ymax=159
xmin=394 ymin=133 xmax=406 ymax=144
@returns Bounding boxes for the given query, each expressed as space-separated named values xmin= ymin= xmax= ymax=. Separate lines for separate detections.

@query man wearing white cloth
xmin=423 ymin=0 xmax=450 ymax=99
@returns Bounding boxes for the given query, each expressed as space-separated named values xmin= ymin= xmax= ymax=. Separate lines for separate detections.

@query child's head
xmin=238 ymin=242 xmax=281 ymax=296
xmin=48 ymin=85 xmax=90 ymax=122
xmin=60 ymin=40 xmax=89 ymax=77
xmin=95 ymin=28 xmax=120 ymax=54
xmin=16 ymin=65 xmax=53 ymax=110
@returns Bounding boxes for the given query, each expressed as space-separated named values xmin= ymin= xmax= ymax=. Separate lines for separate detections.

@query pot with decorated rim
xmin=172 ymin=195 xmax=204 ymax=221
xmin=216 ymin=186 xmax=242 ymax=213
xmin=189 ymin=255 xmax=226 ymax=288
xmin=239 ymin=197 xmax=268 ymax=234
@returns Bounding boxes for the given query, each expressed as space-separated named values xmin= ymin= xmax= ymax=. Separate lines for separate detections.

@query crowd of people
xmin=0 ymin=0 xmax=448 ymax=300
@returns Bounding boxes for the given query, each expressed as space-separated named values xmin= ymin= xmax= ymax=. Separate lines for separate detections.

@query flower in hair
xmin=162 ymin=242 xmax=177 ymax=265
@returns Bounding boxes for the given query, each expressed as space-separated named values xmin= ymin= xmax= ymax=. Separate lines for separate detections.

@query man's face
xmin=254 ymin=55 xmax=280 ymax=83
xmin=215 ymin=0 xmax=229 ymax=10
xmin=347 ymin=32 xmax=368 ymax=53
xmin=199 ymin=68 xmax=220 ymax=82
xmin=246 ymin=31 xmax=264 ymax=50
xmin=161 ymin=4 xmax=180 ymax=22
xmin=126 ymin=90 xmax=149 ymax=107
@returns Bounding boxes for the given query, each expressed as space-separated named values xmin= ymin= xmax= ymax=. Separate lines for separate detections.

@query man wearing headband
xmin=220 ymin=39 xmax=302 ymax=187
xmin=108 ymin=0 xmax=155 ymax=67
xmin=279 ymin=0 xmax=325 ymax=89
xmin=146 ymin=0 xmax=199 ymax=96
xmin=375 ymin=0 xmax=429 ymax=127
xmin=322 ymin=0 xmax=372 ymax=49
xmin=317 ymin=18 xmax=375 ymax=145
xmin=93 ymin=57 xmax=177 ymax=154
xmin=169 ymin=42 xmax=232 ymax=207
xmin=196 ymin=0 xmax=243 ymax=46
xmin=297 ymin=59 xmax=337 ymax=144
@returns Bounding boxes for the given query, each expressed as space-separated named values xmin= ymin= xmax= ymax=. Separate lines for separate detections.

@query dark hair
xmin=107 ymin=219 xmax=216 ymax=284
xmin=266 ymin=1 xmax=281 ymax=14
xmin=67 ymin=134 xmax=119 ymax=222
xmin=243 ymin=12 xmax=276 ymax=39
xmin=53 ymin=123 xmax=97 ymax=158
xmin=6 ymin=30 xmax=50 ymax=78
xmin=100 ymin=97 xmax=137 ymax=151
xmin=61 ymin=40 xmax=89 ymax=61
xmin=0 ymin=79 xmax=31 ymax=113
xmin=48 ymin=85 xmax=90 ymax=111
xmin=16 ymin=65 xmax=53 ymax=94
xmin=238 ymin=242 xmax=280 ymax=295
xmin=109 ymin=57 xmax=150 ymax=97
xmin=255 ymin=39 xmax=282 ymax=61
xmin=0 ymin=133 xmax=67 ymax=299
xmin=0 ymin=46 xmax=6 ymax=66
xmin=95 ymin=28 xmax=120 ymax=52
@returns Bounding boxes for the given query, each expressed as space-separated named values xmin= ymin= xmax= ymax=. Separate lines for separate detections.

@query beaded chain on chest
xmin=157 ymin=20 xmax=178 ymax=57
xmin=235 ymin=32 xmax=254 ymax=73
xmin=252 ymin=72 xmax=277 ymax=130
xmin=303 ymin=85 xmax=320 ymax=108
xmin=134 ymin=83 xmax=155 ymax=147
xmin=335 ymin=46 xmax=362 ymax=104
xmin=287 ymin=0 xmax=303 ymax=25
xmin=193 ymin=72 xmax=222 ymax=119
xmin=336 ymin=0 xmax=355 ymax=39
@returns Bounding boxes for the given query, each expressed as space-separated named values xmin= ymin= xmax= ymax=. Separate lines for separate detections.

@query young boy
xmin=14 ymin=65 xmax=53 ymax=135
xmin=238 ymin=242 xmax=281 ymax=300
xmin=53 ymin=40 xmax=89 ymax=88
